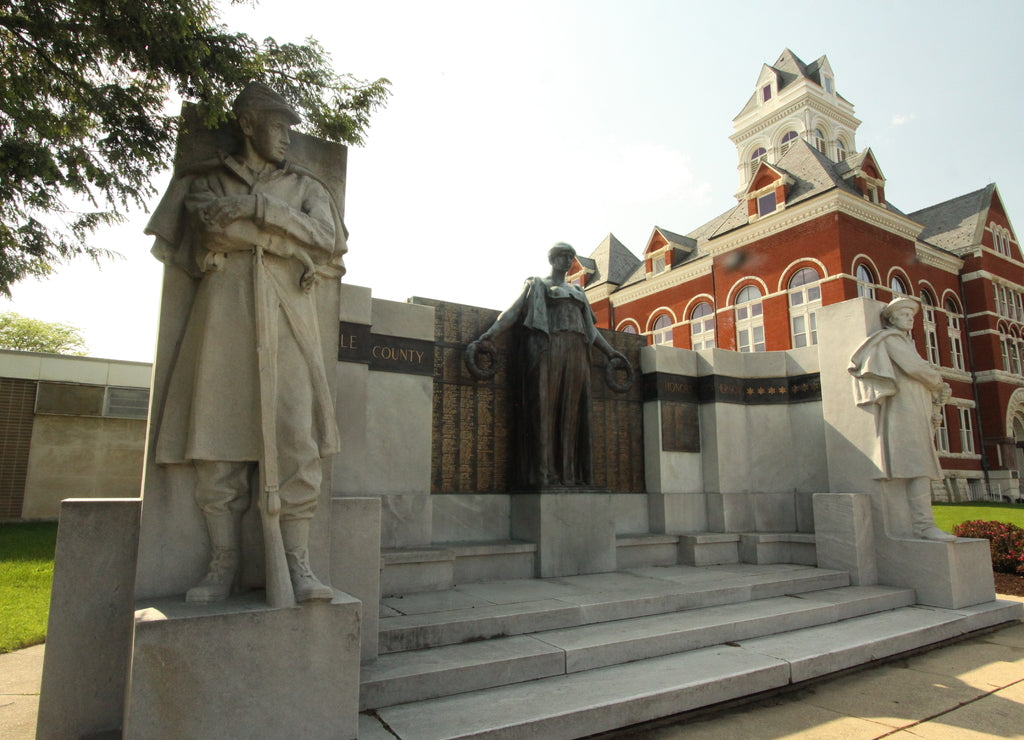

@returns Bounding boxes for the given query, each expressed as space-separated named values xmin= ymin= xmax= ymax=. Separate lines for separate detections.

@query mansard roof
xmin=580 ymin=233 xmax=640 ymax=287
xmin=616 ymin=140 xmax=908 ymax=289
xmin=734 ymin=49 xmax=848 ymax=120
xmin=773 ymin=48 xmax=821 ymax=89
xmin=908 ymin=184 xmax=997 ymax=253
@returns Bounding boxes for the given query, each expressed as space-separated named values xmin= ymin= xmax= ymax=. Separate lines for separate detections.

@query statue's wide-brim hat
xmin=232 ymin=82 xmax=302 ymax=125
xmin=881 ymin=296 xmax=919 ymax=319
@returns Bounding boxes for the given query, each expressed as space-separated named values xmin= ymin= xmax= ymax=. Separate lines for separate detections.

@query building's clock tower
xmin=730 ymin=49 xmax=861 ymax=190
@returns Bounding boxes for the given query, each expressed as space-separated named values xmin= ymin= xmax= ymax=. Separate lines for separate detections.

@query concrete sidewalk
xmin=618 ymin=601 xmax=1024 ymax=739
xmin=4 ymin=595 xmax=1022 ymax=740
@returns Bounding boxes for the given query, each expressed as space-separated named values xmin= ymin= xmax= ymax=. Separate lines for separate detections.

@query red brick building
xmin=569 ymin=50 xmax=1022 ymax=501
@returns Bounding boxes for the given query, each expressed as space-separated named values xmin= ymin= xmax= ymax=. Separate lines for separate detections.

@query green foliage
xmin=0 ymin=311 xmax=87 ymax=354
xmin=0 ymin=0 xmax=390 ymax=295
xmin=952 ymin=520 xmax=1024 ymax=575
xmin=0 ymin=522 xmax=57 ymax=654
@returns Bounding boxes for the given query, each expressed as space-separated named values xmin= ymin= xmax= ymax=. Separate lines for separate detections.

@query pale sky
xmin=4 ymin=0 xmax=1022 ymax=362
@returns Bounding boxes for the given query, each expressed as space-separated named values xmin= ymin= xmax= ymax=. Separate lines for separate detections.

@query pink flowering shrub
xmin=953 ymin=520 xmax=1024 ymax=575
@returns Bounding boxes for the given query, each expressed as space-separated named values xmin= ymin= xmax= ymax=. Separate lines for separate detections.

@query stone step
xmin=614 ymin=533 xmax=680 ymax=569
xmin=361 ymin=584 xmax=913 ymax=710
xmin=380 ymin=541 xmax=538 ymax=598
xmin=378 ymin=564 xmax=851 ymax=654
xmin=368 ymin=599 xmax=1022 ymax=740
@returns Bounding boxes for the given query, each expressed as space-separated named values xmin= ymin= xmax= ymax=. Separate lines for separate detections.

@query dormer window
xmin=824 ymin=76 xmax=833 ymax=94
xmin=652 ymin=254 xmax=667 ymax=273
xmin=762 ymin=84 xmax=772 ymax=102
xmin=745 ymin=167 xmax=792 ymax=222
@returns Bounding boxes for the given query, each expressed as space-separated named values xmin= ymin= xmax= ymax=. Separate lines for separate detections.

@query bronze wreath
xmin=465 ymin=339 xmax=498 ymax=380
xmin=604 ymin=354 xmax=634 ymax=393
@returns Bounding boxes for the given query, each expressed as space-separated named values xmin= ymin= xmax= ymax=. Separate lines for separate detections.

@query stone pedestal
xmin=125 ymin=593 xmax=361 ymax=740
xmin=330 ymin=496 xmax=382 ymax=661
xmin=875 ymin=536 xmax=994 ymax=608
xmin=37 ymin=499 xmax=140 ymax=740
xmin=813 ymin=493 xmax=877 ymax=586
xmin=511 ymin=493 xmax=616 ymax=577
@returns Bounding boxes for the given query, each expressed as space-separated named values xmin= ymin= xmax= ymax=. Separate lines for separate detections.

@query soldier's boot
xmin=186 ymin=513 xmax=241 ymax=603
xmin=281 ymin=519 xmax=334 ymax=603
xmin=909 ymin=486 xmax=957 ymax=542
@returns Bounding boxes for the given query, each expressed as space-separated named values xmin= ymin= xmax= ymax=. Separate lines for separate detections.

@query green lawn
xmin=0 ymin=522 xmax=57 ymax=654
xmin=933 ymin=502 xmax=1024 ymax=532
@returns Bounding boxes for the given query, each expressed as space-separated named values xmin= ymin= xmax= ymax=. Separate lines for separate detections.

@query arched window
xmin=890 ymin=275 xmax=908 ymax=296
xmin=651 ymin=314 xmax=673 ymax=346
xmin=1003 ymin=326 xmax=1020 ymax=375
xmin=735 ymin=285 xmax=765 ymax=352
xmin=921 ymin=291 xmax=939 ymax=364
xmin=855 ymin=264 xmax=875 ymax=299
xmin=992 ymin=224 xmax=1016 ymax=259
xmin=835 ymin=137 xmax=848 ymax=161
xmin=780 ymin=130 xmax=799 ymax=156
xmin=749 ymin=147 xmax=767 ymax=177
xmin=690 ymin=302 xmax=715 ymax=350
xmin=945 ymin=298 xmax=964 ymax=371
xmin=619 ymin=324 xmax=638 ymax=335
xmin=788 ymin=268 xmax=821 ymax=348
xmin=814 ymin=128 xmax=827 ymax=154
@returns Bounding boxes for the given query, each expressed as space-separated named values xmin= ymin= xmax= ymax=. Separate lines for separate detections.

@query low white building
xmin=0 ymin=350 xmax=151 ymax=520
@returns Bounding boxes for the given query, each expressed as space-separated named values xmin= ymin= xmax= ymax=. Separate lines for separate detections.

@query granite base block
xmin=124 ymin=593 xmax=361 ymax=740
xmin=511 ymin=493 xmax=617 ymax=577
xmin=331 ymin=496 xmax=382 ymax=662
xmin=813 ymin=493 xmax=878 ymax=586
xmin=37 ymin=499 xmax=141 ymax=740
xmin=876 ymin=536 xmax=995 ymax=609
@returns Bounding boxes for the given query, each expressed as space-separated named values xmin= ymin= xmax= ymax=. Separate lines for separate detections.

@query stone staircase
xmin=358 ymin=563 xmax=1022 ymax=739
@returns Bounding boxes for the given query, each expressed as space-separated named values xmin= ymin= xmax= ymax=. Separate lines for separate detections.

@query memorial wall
xmin=417 ymin=298 xmax=646 ymax=494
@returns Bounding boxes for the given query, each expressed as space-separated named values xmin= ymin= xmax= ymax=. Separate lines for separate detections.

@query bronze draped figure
xmin=467 ymin=243 xmax=632 ymax=489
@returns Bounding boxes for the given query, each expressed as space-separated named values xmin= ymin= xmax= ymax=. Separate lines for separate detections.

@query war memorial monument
xmin=34 ymin=84 xmax=1022 ymax=739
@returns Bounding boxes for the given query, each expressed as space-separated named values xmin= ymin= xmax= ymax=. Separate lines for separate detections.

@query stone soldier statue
xmin=466 ymin=242 xmax=632 ymax=488
xmin=146 ymin=82 xmax=345 ymax=603
xmin=849 ymin=296 xmax=957 ymax=541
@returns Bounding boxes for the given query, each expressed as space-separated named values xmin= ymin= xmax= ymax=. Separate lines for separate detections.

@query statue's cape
xmin=848 ymin=328 xmax=905 ymax=408
xmin=145 ymin=154 xmax=348 ymax=278
xmin=520 ymin=276 xmax=599 ymax=343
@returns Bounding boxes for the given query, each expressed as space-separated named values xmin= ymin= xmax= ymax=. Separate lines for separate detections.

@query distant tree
xmin=0 ymin=0 xmax=390 ymax=295
xmin=0 ymin=312 xmax=87 ymax=355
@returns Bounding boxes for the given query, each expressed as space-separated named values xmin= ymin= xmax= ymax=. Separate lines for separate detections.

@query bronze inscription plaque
xmin=338 ymin=321 xmax=434 ymax=376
